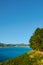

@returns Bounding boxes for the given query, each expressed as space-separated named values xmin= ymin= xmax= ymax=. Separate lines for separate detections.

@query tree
xmin=29 ymin=28 xmax=43 ymax=51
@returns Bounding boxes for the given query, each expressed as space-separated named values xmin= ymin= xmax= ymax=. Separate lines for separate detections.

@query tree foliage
xmin=29 ymin=28 xmax=43 ymax=51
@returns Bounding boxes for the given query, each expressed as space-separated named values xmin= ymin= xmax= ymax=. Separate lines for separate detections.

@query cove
xmin=0 ymin=47 xmax=32 ymax=62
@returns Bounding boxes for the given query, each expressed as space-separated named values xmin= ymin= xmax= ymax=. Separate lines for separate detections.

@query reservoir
xmin=0 ymin=47 xmax=32 ymax=62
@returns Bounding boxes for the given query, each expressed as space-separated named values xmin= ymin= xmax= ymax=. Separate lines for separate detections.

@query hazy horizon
xmin=0 ymin=0 xmax=43 ymax=44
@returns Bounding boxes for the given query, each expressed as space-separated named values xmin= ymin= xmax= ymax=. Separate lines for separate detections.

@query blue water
xmin=0 ymin=47 xmax=32 ymax=62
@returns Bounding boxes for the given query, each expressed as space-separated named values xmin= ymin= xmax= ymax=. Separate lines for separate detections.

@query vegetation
xmin=29 ymin=28 xmax=43 ymax=51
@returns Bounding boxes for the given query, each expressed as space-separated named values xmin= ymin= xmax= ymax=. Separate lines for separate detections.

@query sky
xmin=0 ymin=0 xmax=43 ymax=44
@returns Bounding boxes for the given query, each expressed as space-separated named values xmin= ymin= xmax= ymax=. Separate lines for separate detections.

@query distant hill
xmin=0 ymin=43 xmax=5 ymax=46
xmin=0 ymin=43 xmax=28 ymax=47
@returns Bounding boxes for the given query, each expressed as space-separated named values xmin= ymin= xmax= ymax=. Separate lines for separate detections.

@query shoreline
xmin=0 ymin=46 xmax=30 ymax=48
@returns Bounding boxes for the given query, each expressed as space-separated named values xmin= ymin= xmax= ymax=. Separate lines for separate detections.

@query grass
xmin=0 ymin=50 xmax=43 ymax=65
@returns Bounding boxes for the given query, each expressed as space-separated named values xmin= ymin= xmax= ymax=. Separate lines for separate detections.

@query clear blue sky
xmin=0 ymin=0 xmax=43 ymax=44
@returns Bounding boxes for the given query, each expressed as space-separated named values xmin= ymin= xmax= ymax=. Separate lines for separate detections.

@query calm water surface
xmin=0 ymin=47 xmax=32 ymax=62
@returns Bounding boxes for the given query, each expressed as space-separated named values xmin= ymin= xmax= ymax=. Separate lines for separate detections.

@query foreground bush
xmin=29 ymin=28 xmax=43 ymax=51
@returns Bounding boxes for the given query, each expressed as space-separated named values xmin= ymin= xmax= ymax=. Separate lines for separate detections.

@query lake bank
xmin=0 ymin=46 xmax=30 ymax=48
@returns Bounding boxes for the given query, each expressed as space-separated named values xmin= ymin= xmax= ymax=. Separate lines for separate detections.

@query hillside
xmin=0 ymin=50 xmax=43 ymax=65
